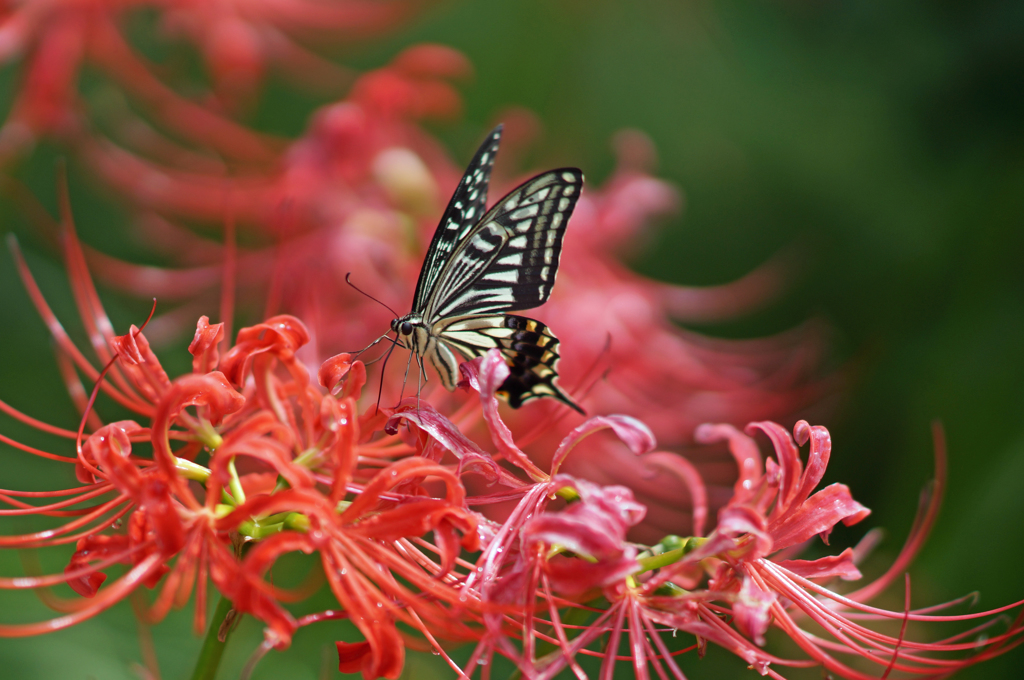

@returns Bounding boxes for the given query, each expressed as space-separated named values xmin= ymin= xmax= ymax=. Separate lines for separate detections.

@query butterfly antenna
xmin=345 ymin=273 xmax=400 ymax=317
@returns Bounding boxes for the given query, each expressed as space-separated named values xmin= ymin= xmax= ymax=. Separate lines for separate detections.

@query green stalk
xmin=189 ymin=596 xmax=236 ymax=680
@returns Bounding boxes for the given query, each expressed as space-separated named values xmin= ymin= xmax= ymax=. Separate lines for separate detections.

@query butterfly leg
xmin=374 ymin=338 xmax=398 ymax=414
xmin=415 ymin=353 xmax=428 ymax=411
xmin=352 ymin=331 xmax=398 ymax=366
xmin=397 ymin=348 xmax=414 ymax=408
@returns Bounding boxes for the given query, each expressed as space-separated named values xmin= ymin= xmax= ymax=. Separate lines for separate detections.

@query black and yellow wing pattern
xmin=391 ymin=125 xmax=584 ymax=413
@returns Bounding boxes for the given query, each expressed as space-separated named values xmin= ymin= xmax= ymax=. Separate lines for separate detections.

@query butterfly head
xmin=390 ymin=313 xmax=428 ymax=352
xmin=390 ymin=318 xmax=414 ymax=336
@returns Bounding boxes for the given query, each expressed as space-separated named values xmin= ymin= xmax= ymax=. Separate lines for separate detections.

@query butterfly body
xmin=390 ymin=125 xmax=584 ymax=413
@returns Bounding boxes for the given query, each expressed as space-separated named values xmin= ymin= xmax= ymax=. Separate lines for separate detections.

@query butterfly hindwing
xmin=425 ymin=169 xmax=583 ymax=320
xmin=412 ymin=126 xmax=502 ymax=312
xmin=433 ymin=314 xmax=583 ymax=413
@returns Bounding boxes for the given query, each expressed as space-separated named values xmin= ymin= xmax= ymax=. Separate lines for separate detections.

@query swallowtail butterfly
xmin=389 ymin=125 xmax=584 ymax=413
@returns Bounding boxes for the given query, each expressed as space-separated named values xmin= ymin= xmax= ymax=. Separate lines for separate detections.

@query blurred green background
xmin=1 ymin=0 xmax=1023 ymax=677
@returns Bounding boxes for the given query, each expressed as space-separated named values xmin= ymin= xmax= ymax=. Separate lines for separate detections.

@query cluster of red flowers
xmin=3 ymin=0 xmax=834 ymax=544
xmin=2 ymin=2 xmax=1022 ymax=678
xmin=1 ymin=219 xmax=1021 ymax=679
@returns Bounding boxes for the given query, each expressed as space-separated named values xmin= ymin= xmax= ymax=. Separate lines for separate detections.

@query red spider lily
xmin=1 ymin=3 xmax=1021 ymax=678
xmin=486 ymin=418 xmax=1024 ymax=680
xmin=0 ymin=0 xmax=431 ymax=166
xmin=0 ymin=0 xmax=831 ymax=553
xmin=0 ymin=223 xmax=485 ymax=672
xmin=63 ymin=46 xmax=835 ymax=546
xmin=2 ymin=219 xmax=1024 ymax=679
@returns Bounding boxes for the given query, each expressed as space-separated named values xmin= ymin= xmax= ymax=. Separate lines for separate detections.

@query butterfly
xmin=388 ymin=124 xmax=584 ymax=413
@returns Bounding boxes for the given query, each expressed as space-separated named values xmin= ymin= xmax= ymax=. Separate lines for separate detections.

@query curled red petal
xmin=716 ymin=505 xmax=773 ymax=559
xmin=340 ymin=457 xmax=466 ymax=521
xmin=150 ymin=372 xmax=245 ymax=511
xmin=732 ymin=576 xmax=776 ymax=647
xmin=463 ymin=352 xmax=542 ymax=478
xmin=188 ymin=315 xmax=224 ymax=374
xmin=220 ymin=314 xmax=310 ymax=387
xmin=788 ymin=420 xmax=832 ymax=512
xmin=523 ymin=476 xmax=644 ymax=594
xmin=208 ymin=535 xmax=298 ymax=648
xmin=745 ymin=421 xmax=802 ymax=509
xmin=346 ymin=499 xmax=479 ymax=553
xmin=525 ymin=513 xmax=631 ymax=562
xmin=79 ymin=419 xmax=145 ymax=486
xmin=64 ymin=534 xmax=132 ymax=597
xmin=336 ymin=641 xmax=372 ymax=674
xmin=318 ymin=352 xmax=367 ymax=398
xmin=768 ymin=482 xmax=870 ymax=551
xmin=694 ymin=423 xmax=762 ymax=498
xmin=551 ymin=414 xmax=656 ymax=473
xmin=321 ymin=396 xmax=358 ymax=504
xmin=85 ymin=421 xmax=144 ymax=496
xmin=112 ymin=326 xmax=172 ymax=402
xmin=387 ymin=405 xmax=503 ymax=483
xmin=543 ymin=553 xmax=640 ymax=597
xmin=775 ymin=547 xmax=862 ymax=581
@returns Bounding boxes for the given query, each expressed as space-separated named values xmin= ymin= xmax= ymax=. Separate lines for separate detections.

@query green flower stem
xmin=637 ymin=547 xmax=685 ymax=572
xmin=636 ymin=536 xmax=707 ymax=574
xmin=189 ymin=595 xmax=236 ymax=680
xmin=554 ymin=486 xmax=580 ymax=502
xmin=227 ymin=458 xmax=246 ymax=505
xmin=175 ymin=457 xmax=211 ymax=482
xmin=237 ymin=511 xmax=310 ymax=540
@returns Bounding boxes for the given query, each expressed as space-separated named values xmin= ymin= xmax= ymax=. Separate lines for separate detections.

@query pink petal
xmin=715 ymin=505 xmax=773 ymax=559
xmin=462 ymin=352 xmax=542 ymax=478
xmin=732 ymin=576 xmax=777 ymax=646
xmin=745 ymin=421 xmax=802 ymax=511
xmin=694 ymin=423 xmax=762 ymax=499
xmin=551 ymin=415 xmax=655 ymax=473
xmin=775 ymin=547 xmax=862 ymax=581
xmin=768 ymin=483 xmax=870 ymax=551
xmin=188 ymin=316 xmax=224 ymax=374
xmin=386 ymin=406 xmax=503 ymax=483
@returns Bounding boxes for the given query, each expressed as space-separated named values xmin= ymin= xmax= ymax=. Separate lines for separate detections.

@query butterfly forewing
xmin=393 ymin=125 xmax=584 ymax=413
xmin=412 ymin=126 xmax=503 ymax=312
xmin=424 ymin=169 xmax=583 ymax=321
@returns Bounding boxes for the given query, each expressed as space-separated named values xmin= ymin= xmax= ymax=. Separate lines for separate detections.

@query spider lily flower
xmin=70 ymin=57 xmax=833 ymax=545
xmin=0 ymin=0 xmax=432 ymax=166
xmin=0 ymin=0 xmax=829 ymax=558
xmin=1 ymin=232 xmax=310 ymax=635
xmin=492 ymin=418 xmax=1024 ymax=680
xmin=2 ymin=226 xmax=1023 ymax=679
xmin=0 ymin=228 xmax=482 ymax=669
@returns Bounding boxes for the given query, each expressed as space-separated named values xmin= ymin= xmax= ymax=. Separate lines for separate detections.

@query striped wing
xmin=423 ymin=169 xmax=583 ymax=321
xmin=412 ymin=126 xmax=502 ymax=312
xmin=430 ymin=314 xmax=583 ymax=413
